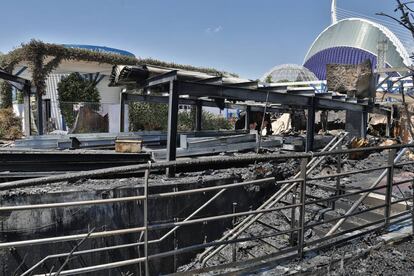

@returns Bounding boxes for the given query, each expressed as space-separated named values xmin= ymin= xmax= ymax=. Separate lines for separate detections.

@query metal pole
xmin=334 ymin=142 xmax=342 ymax=210
xmin=195 ymin=100 xmax=202 ymax=131
xmin=244 ymin=106 xmax=251 ymax=130
xmin=298 ymin=158 xmax=308 ymax=259
xmin=361 ymin=111 xmax=368 ymax=139
xmin=231 ymin=202 xmax=238 ymax=262
xmin=290 ymin=186 xmax=297 ymax=246
xmin=386 ymin=111 xmax=392 ymax=137
xmin=412 ymin=179 xmax=414 ymax=235
xmin=120 ymin=92 xmax=126 ymax=132
xmin=144 ymin=161 xmax=151 ymax=276
xmin=385 ymin=149 xmax=396 ymax=226
xmin=166 ymin=80 xmax=179 ymax=176
xmin=306 ymin=98 xmax=315 ymax=152
xmin=36 ymin=93 xmax=43 ymax=135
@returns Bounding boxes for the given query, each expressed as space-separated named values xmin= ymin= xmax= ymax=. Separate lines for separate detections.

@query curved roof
xmin=261 ymin=64 xmax=319 ymax=83
xmin=63 ymin=44 xmax=136 ymax=57
xmin=304 ymin=18 xmax=412 ymax=78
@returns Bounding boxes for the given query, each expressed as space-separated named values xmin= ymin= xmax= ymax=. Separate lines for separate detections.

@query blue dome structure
xmin=303 ymin=18 xmax=412 ymax=80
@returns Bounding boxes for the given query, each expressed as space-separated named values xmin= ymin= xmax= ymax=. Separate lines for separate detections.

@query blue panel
xmin=62 ymin=44 xmax=135 ymax=57
xmin=304 ymin=46 xmax=378 ymax=80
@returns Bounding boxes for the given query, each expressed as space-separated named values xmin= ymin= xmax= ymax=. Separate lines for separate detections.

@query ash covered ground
xmin=179 ymin=149 xmax=414 ymax=275
xmin=2 ymin=145 xmax=414 ymax=276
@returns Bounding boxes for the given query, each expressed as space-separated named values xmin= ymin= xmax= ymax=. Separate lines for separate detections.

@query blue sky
xmin=0 ymin=0 xmax=401 ymax=79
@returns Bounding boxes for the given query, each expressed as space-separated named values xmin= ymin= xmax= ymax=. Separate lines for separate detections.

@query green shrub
xmin=128 ymin=102 xmax=233 ymax=131
xmin=57 ymin=73 xmax=100 ymax=128
xmin=0 ymin=108 xmax=22 ymax=140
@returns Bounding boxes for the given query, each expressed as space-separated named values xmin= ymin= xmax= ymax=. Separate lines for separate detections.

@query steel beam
xmin=245 ymin=106 xmax=251 ymax=130
xmin=36 ymin=94 xmax=44 ymax=135
xmin=145 ymin=70 xmax=177 ymax=88
xmin=166 ymin=81 xmax=179 ymax=176
xmin=306 ymin=98 xmax=315 ymax=152
xmin=120 ymin=92 xmax=127 ymax=132
xmin=176 ymin=80 xmax=310 ymax=107
xmin=125 ymin=94 xmax=285 ymax=113
xmin=195 ymin=100 xmax=202 ymax=131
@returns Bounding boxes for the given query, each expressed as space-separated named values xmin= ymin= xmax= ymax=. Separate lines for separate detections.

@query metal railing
xmin=1 ymin=140 xmax=413 ymax=275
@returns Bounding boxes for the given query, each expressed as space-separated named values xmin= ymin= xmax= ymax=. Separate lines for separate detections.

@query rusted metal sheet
xmin=115 ymin=139 xmax=142 ymax=153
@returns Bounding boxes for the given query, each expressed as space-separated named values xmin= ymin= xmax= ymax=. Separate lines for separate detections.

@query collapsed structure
xmin=1 ymin=1 xmax=414 ymax=275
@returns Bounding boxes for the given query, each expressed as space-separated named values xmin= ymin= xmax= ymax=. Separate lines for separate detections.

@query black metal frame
xmin=119 ymin=70 xmax=391 ymax=166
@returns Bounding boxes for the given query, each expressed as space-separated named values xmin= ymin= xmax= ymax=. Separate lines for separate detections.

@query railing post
xmin=412 ymin=179 xmax=414 ymax=235
xmin=231 ymin=202 xmax=238 ymax=262
xmin=290 ymin=185 xmax=298 ymax=246
xmin=333 ymin=142 xmax=342 ymax=210
xmin=298 ymin=157 xmax=308 ymax=259
xmin=144 ymin=161 xmax=151 ymax=276
xmin=385 ymin=149 xmax=396 ymax=227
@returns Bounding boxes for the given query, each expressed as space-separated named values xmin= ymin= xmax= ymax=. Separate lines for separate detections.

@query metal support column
xmin=36 ymin=93 xmax=43 ymax=135
xmin=166 ymin=81 xmax=179 ymax=176
xmin=23 ymin=87 xmax=31 ymax=137
xmin=298 ymin=157 xmax=308 ymax=259
xmin=385 ymin=149 xmax=396 ymax=226
xmin=120 ymin=92 xmax=127 ymax=132
xmin=195 ymin=100 xmax=202 ymax=131
xmin=244 ymin=106 xmax=251 ymax=130
xmin=361 ymin=111 xmax=368 ymax=139
xmin=144 ymin=162 xmax=151 ymax=276
xmin=386 ymin=111 xmax=392 ymax=137
xmin=306 ymin=99 xmax=315 ymax=152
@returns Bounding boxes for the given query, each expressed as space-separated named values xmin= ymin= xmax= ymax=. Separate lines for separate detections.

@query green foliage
xmin=128 ymin=102 xmax=169 ymax=131
xmin=265 ymin=75 xmax=273 ymax=83
xmin=128 ymin=103 xmax=233 ymax=131
xmin=0 ymin=108 xmax=22 ymax=140
xmin=0 ymin=40 xmax=237 ymax=97
xmin=57 ymin=73 xmax=101 ymax=128
xmin=16 ymin=91 xmax=24 ymax=104
xmin=0 ymin=80 xmax=12 ymax=108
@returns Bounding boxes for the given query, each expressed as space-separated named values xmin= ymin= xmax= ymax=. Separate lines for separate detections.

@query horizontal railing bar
xmin=5 ymin=174 xmax=408 ymax=213
xmin=391 ymin=197 xmax=412 ymax=205
xmin=307 ymin=165 xmax=390 ymax=181
xmin=305 ymin=203 xmax=387 ymax=229
xmin=2 ymin=143 xmax=414 ymax=190
xmin=148 ymin=203 xmax=302 ymax=231
xmin=0 ymin=226 xmax=145 ymax=249
xmin=305 ymin=211 xmax=411 ymax=248
xmin=0 ymin=178 xmax=300 ymax=212
xmin=395 ymin=161 xmax=414 ymax=167
xmin=34 ymin=256 xmax=147 ymax=276
xmin=149 ymin=178 xmax=302 ymax=199
xmin=305 ymin=185 xmax=388 ymax=205
xmin=0 ymin=195 xmax=147 ymax=212
xmin=35 ymin=229 xmax=301 ymax=276
xmin=149 ymin=228 xmax=300 ymax=260
xmin=393 ymin=178 xmax=414 ymax=185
